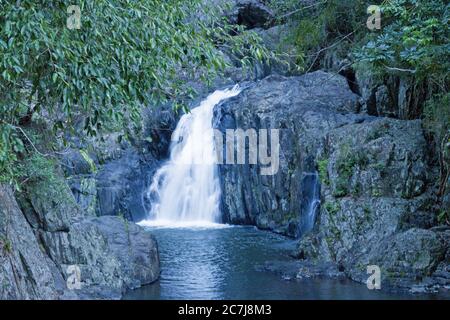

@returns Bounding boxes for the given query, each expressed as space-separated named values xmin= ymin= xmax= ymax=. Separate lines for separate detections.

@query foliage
xmin=271 ymin=0 xmax=448 ymax=87
xmin=19 ymin=153 xmax=58 ymax=184
xmin=363 ymin=205 xmax=372 ymax=217
xmin=79 ymin=149 xmax=97 ymax=173
xmin=334 ymin=145 xmax=368 ymax=197
xmin=0 ymin=123 xmax=25 ymax=186
xmin=0 ymin=236 xmax=12 ymax=255
xmin=0 ymin=123 xmax=57 ymax=190
xmin=270 ymin=0 xmax=449 ymax=201
xmin=316 ymin=0 xmax=370 ymax=36
xmin=0 ymin=0 xmax=272 ymax=186
xmin=324 ymin=201 xmax=341 ymax=215
xmin=19 ymin=152 xmax=79 ymax=210
xmin=269 ymin=0 xmax=368 ymax=28
xmin=317 ymin=158 xmax=329 ymax=186
xmin=291 ymin=18 xmax=325 ymax=68
xmin=356 ymin=0 xmax=449 ymax=198
xmin=268 ymin=0 xmax=372 ymax=70
xmin=357 ymin=0 xmax=449 ymax=83
xmin=437 ymin=209 xmax=449 ymax=225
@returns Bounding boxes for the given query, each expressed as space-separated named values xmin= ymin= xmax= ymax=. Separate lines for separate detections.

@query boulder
xmin=39 ymin=216 xmax=160 ymax=297
xmin=2 ymin=163 xmax=160 ymax=300
xmin=61 ymin=142 xmax=164 ymax=223
xmin=345 ymin=228 xmax=448 ymax=292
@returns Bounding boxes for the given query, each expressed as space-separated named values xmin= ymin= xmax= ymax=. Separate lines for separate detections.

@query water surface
xmin=124 ymin=226 xmax=448 ymax=300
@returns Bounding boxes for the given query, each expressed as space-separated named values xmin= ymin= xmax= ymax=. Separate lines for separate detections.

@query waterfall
xmin=140 ymin=86 xmax=241 ymax=227
xmin=298 ymin=172 xmax=321 ymax=237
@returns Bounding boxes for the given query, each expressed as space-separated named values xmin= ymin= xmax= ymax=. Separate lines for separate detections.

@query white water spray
xmin=140 ymin=86 xmax=241 ymax=227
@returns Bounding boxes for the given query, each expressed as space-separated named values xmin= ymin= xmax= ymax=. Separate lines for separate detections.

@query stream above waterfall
xmin=123 ymin=226 xmax=448 ymax=300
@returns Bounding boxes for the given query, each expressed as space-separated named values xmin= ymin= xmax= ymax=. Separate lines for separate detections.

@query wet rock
xmin=61 ymin=144 xmax=164 ymax=223
xmin=96 ymin=150 xmax=151 ymax=222
xmin=68 ymin=176 xmax=98 ymax=217
xmin=143 ymin=103 xmax=179 ymax=160
xmin=60 ymin=149 xmax=93 ymax=176
xmin=260 ymin=260 xmax=345 ymax=280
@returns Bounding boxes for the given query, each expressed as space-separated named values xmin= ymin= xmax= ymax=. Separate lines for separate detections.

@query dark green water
xmin=123 ymin=225 xmax=448 ymax=300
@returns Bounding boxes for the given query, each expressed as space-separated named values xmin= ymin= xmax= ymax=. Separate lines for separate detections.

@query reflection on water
xmin=123 ymin=226 xmax=448 ymax=300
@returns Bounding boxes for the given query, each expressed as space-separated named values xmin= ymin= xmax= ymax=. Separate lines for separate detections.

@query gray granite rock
xmin=213 ymin=71 xmax=448 ymax=292
xmin=1 ymin=167 xmax=160 ymax=300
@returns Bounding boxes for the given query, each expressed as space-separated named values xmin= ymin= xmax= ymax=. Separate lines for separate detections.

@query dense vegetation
xmin=0 ymin=0 xmax=270 ymax=187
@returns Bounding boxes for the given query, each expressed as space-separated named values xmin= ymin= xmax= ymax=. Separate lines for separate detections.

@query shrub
xmin=0 ymin=237 xmax=12 ymax=255
xmin=317 ymin=158 xmax=330 ymax=185
xmin=334 ymin=145 xmax=368 ymax=197
xmin=357 ymin=0 xmax=449 ymax=83
xmin=324 ymin=201 xmax=341 ymax=215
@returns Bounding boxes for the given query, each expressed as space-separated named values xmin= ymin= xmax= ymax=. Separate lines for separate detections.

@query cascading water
xmin=298 ymin=172 xmax=321 ymax=237
xmin=140 ymin=86 xmax=241 ymax=227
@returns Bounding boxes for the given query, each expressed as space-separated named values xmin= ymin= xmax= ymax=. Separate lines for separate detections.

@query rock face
xmin=214 ymin=71 xmax=361 ymax=237
xmin=0 ymin=184 xmax=58 ymax=300
xmin=213 ymin=71 xmax=449 ymax=292
xmin=0 ymin=173 xmax=160 ymax=299
xmin=314 ymin=30 xmax=433 ymax=121
xmin=254 ymin=23 xmax=302 ymax=76
xmin=294 ymin=109 xmax=448 ymax=292
xmin=41 ymin=216 xmax=160 ymax=299
xmin=61 ymin=143 xmax=159 ymax=223
xmin=357 ymin=70 xmax=434 ymax=120
xmin=61 ymin=123 xmax=171 ymax=223
xmin=94 ymin=150 xmax=156 ymax=222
